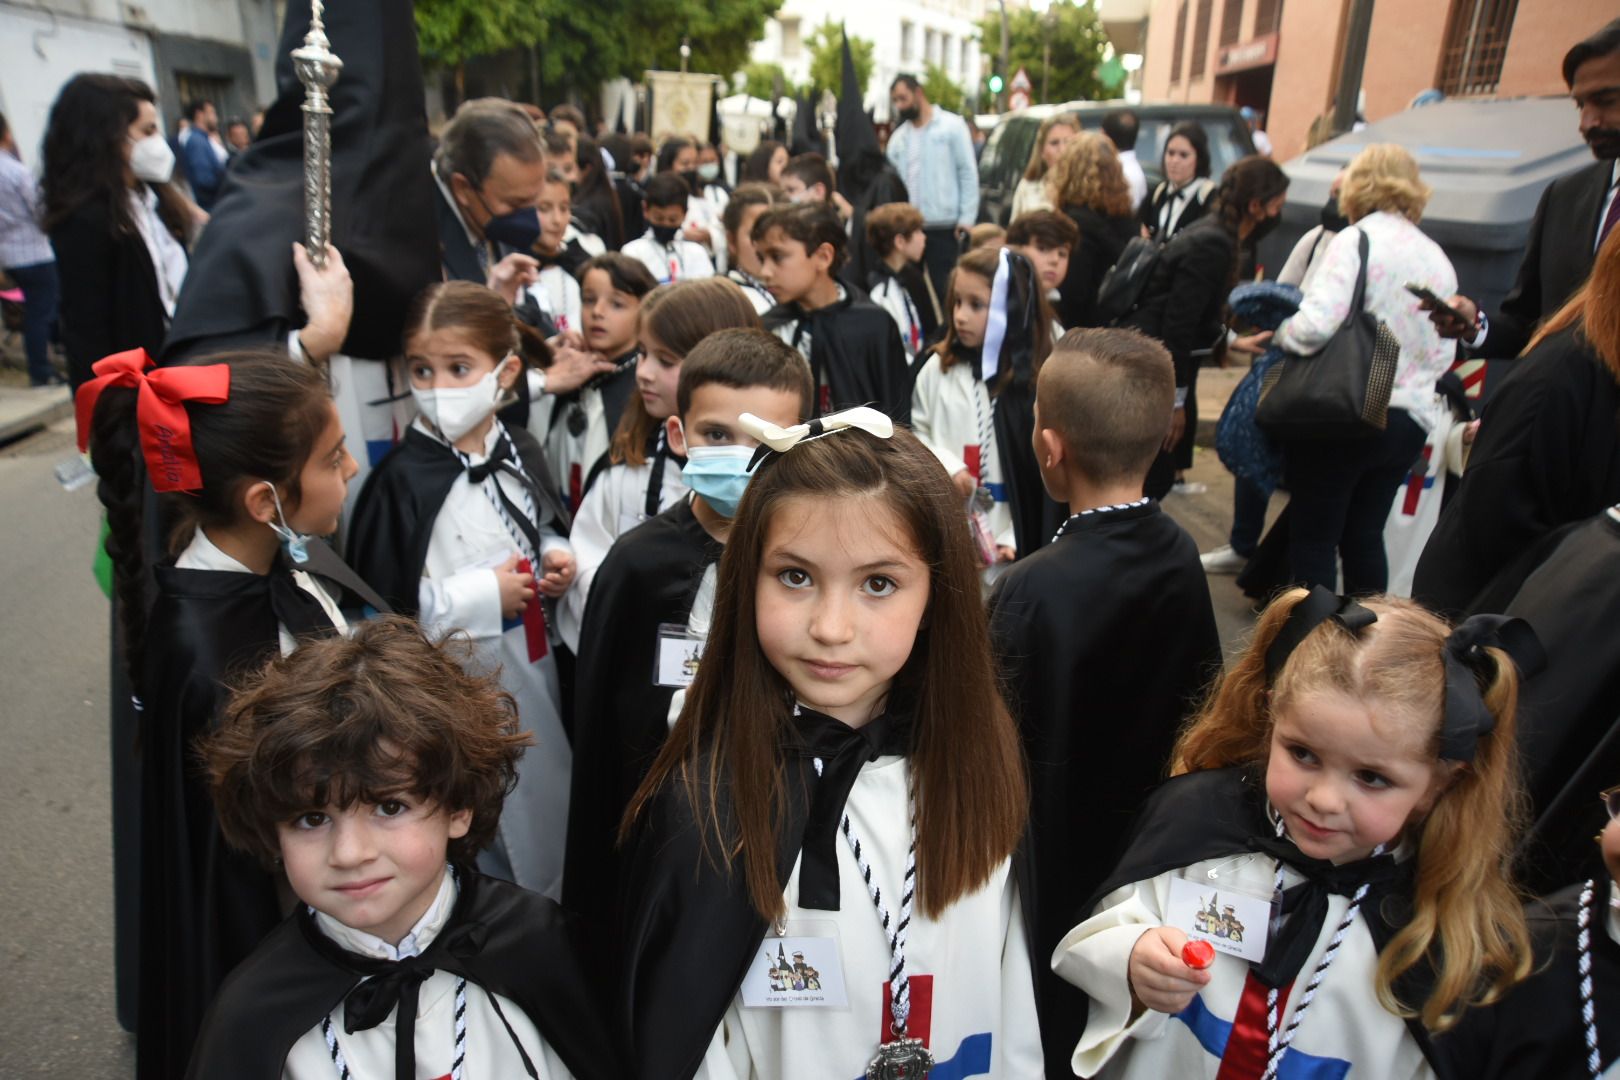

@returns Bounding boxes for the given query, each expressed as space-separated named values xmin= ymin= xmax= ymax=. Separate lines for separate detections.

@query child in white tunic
xmin=558 ymin=277 xmax=763 ymax=651
xmin=527 ymin=253 xmax=657 ymax=511
xmin=191 ymin=618 xmax=618 ymax=1079
xmin=618 ymin=414 xmax=1042 ymax=1079
xmin=1053 ymin=587 xmax=1540 ymax=1079
xmin=623 ymin=172 xmax=716 ymax=285
xmin=527 ymin=171 xmax=585 ymax=337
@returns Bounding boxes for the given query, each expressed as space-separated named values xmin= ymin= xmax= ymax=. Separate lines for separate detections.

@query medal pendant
xmin=566 ymin=405 xmax=588 ymax=437
xmin=866 ymin=1038 xmax=934 ymax=1079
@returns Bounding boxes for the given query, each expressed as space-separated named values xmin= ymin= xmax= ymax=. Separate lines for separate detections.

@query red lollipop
xmin=1182 ymin=939 xmax=1216 ymax=970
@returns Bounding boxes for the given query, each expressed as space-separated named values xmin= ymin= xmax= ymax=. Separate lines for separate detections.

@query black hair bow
xmin=1264 ymin=586 xmax=1377 ymax=683
xmin=1439 ymin=614 xmax=1545 ymax=761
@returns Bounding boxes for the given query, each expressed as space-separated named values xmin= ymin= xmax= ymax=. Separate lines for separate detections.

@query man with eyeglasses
xmin=1426 ymin=17 xmax=1620 ymax=359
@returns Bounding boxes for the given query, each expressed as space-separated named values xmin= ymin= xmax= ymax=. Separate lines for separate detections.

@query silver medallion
xmin=866 ymin=1038 xmax=934 ymax=1079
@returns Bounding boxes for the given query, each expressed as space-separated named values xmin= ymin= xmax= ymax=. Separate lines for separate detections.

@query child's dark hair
xmin=579 ymin=251 xmax=658 ymax=299
xmin=403 ymin=280 xmax=550 ymax=372
xmin=675 ymin=327 xmax=812 ymax=420
xmin=610 ymin=279 xmax=763 ymax=466
xmin=86 ymin=350 xmax=334 ymax=694
xmin=625 ymin=425 xmax=1029 ymax=922
xmin=865 ymin=202 xmax=925 ymax=258
xmin=204 ymin=615 xmax=531 ymax=868
xmin=783 ymin=153 xmax=835 ymax=201
xmin=644 ymin=171 xmax=691 ymax=210
xmin=934 ymin=247 xmax=1054 ymax=381
xmin=1039 ymin=328 xmax=1174 ymax=486
xmin=721 ymin=182 xmax=782 ymax=238
xmin=751 ymin=202 xmax=848 ymax=273
xmin=1006 ymin=209 xmax=1079 ymax=253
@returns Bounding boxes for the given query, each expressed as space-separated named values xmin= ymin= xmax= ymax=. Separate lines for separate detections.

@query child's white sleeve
xmin=557 ymin=476 xmax=617 ymax=653
xmin=1052 ymin=875 xmax=1174 ymax=1077
xmin=689 ymin=243 xmax=716 ymax=279
xmin=999 ymin=880 xmax=1046 ymax=1075
xmin=418 ymin=568 xmax=504 ymax=642
xmin=909 ymin=359 xmax=969 ymax=479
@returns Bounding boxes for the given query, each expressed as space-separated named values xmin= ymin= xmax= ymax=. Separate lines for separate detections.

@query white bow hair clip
xmin=739 ymin=406 xmax=895 ymax=470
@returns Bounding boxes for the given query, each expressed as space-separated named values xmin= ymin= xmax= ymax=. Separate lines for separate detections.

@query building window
xmin=780 ymin=16 xmax=802 ymax=60
xmin=925 ymin=28 xmax=938 ymax=67
xmin=942 ymin=33 xmax=954 ymax=74
xmin=961 ymin=39 xmax=972 ymax=77
xmin=1254 ymin=0 xmax=1283 ymax=36
xmin=901 ymin=21 xmax=915 ymax=63
xmin=1437 ymin=0 xmax=1521 ymax=96
xmin=1190 ymin=0 xmax=1213 ymax=79
xmin=1171 ymin=1 xmax=1188 ymax=82
xmin=1219 ymin=0 xmax=1243 ymax=46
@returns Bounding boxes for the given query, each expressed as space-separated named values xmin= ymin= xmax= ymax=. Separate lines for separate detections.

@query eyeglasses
xmin=1601 ymin=785 xmax=1620 ymax=821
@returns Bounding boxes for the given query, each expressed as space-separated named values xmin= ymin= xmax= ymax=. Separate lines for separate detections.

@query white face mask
xmin=697 ymin=162 xmax=720 ymax=182
xmin=411 ymin=360 xmax=512 ymax=443
xmin=129 ymin=133 xmax=176 ymax=184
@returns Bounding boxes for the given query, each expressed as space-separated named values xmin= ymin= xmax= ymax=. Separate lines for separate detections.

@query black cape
xmin=344 ymin=424 xmax=570 ymax=617
xmin=137 ymin=540 xmax=384 ymax=1080
xmin=1433 ymin=881 xmax=1620 ymax=1078
xmin=562 ymin=499 xmax=720 ymax=956
xmin=162 ymin=0 xmax=438 ymax=362
xmin=987 ymin=501 xmax=1222 ymax=1079
xmin=186 ymin=870 xmax=623 ymax=1079
xmin=1414 ymin=325 xmax=1620 ymax=617
xmin=763 ymin=292 xmax=915 ymax=422
xmin=1493 ymin=510 xmax=1620 ymax=894
xmin=1082 ymin=767 xmax=1442 ymax=1069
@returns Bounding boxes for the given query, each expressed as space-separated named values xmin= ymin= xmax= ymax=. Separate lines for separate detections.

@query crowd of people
xmin=5 ymin=0 xmax=1620 ymax=1074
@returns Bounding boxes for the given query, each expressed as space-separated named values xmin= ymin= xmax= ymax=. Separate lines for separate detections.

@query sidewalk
xmin=0 ymin=382 xmax=73 ymax=444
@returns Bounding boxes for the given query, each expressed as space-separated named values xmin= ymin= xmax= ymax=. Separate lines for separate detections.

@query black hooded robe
xmin=986 ymin=500 xmax=1222 ymax=1079
xmin=185 ymin=870 xmax=624 ymax=1079
xmin=763 ymin=293 xmax=914 ymax=422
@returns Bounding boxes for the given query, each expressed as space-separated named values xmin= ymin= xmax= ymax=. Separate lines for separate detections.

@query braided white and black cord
xmin=455 ymin=421 xmax=542 ymax=571
xmin=970 ymin=371 xmax=997 ymax=497
xmin=1051 ymin=497 xmax=1153 ymax=542
xmin=1580 ymin=878 xmax=1601 ymax=1078
xmin=320 ymin=976 xmax=469 ymax=1080
xmin=321 ymin=1013 xmax=352 ymax=1080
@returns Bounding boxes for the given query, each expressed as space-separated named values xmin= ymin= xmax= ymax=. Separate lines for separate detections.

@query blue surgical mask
xmin=265 ymin=484 xmax=311 ymax=563
xmin=681 ymin=444 xmax=756 ymax=517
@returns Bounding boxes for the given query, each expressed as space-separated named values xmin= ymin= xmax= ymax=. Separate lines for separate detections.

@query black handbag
xmin=1253 ymin=229 xmax=1398 ymax=441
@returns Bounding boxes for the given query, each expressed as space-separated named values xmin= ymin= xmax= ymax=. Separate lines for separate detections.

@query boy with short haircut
xmin=780 ymin=152 xmax=836 ymax=205
xmin=190 ymin=616 xmax=618 ymax=1079
xmin=621 ymin=172 xmax=715 ymax=284
xmin=1006 ymin=209 xmax=1079 ymax=300
xmin=865 ymin=200 xmax=941 ymax=364
xmin=753 ymin=202 xmax=913 ymax=420
xmin=564 ymin=329 xmax=812 ymax=952
xmin=985 ymin=327 xmax=1221 ymax=1080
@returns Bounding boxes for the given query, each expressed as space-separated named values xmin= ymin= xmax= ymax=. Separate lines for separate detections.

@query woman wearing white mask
xmin=42 ymin=74 xmax=200 ymax=390
xmin=347 ymin=280 xmax=578 ymax=901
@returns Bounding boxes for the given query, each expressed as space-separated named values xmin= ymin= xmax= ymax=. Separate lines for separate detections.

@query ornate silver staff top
xmin=292 ymin=0 xmax=343 ymax=268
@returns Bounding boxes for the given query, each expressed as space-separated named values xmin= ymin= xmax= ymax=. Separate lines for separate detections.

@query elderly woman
xmin=1011 ymin=112 xmax=1079 ymax=219
xmin=1249 ymin=143 xmax=1457 ymax=593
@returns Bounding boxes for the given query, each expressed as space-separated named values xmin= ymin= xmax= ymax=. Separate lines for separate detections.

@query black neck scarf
xmin=269 ymin=551 xmax=342 ymax=640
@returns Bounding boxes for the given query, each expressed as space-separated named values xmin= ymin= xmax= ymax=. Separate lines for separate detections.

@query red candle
xmin=1182 ymin=939 xmax=1216 ymax=970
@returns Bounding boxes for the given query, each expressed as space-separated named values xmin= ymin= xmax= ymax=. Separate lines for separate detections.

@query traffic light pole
xmin=999 ymin=0 xmax=1011 ymax=111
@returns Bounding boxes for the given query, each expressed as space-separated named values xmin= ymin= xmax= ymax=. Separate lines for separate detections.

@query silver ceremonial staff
xmin=292 ymin=0 xmax=343 ymax=268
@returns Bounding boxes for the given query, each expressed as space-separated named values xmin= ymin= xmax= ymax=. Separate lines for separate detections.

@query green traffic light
xmin=988 ymin=74 xmax=1004 ymax=93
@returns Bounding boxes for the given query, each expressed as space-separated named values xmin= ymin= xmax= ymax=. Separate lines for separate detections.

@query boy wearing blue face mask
xmin=622 ymin=172 xmax=717 ymax=284
xmin=564 ymin=328 xmax=811 ymax=983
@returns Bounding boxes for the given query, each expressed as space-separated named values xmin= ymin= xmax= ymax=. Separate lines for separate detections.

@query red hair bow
xmin=74 ymin=348 xmax=231 ymax=493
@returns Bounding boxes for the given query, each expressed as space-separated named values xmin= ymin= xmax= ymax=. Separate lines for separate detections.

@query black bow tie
xmin=785 ymin=706 xmax=912 ymax=911
xmin=269 ymin=552 xmax=341 ymax=641
xmin=1245 ymin=833 xmax=1401 ymax=988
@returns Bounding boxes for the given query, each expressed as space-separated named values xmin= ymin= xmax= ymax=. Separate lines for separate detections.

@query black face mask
xmin=1320 ymin=195 xmax=1351 ymax=233
xmin=650 ymin=223 xmax=681 ymax=245
xmin=897 ymin=105 xmax=920 ymax=123
xmin=1249 ymin=213 xmax=1282 ymax=246
xmin=482 ymin=206 xmax=542 ymax=250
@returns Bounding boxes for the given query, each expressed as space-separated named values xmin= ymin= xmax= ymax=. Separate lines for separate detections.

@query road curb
xmin=0 ymin=387 xmax=73 ymax=444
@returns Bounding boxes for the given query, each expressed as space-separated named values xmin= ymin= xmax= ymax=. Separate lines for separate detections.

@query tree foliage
xmin=739 ymin=61 xmax=794 ymax=102
xmin=923 ymin=63 xmax=966 ymax=115
xmin=976 ymin=0 xmax=1122 ymax=107
xmin=805 ymin=20 xmax=875 ymax=100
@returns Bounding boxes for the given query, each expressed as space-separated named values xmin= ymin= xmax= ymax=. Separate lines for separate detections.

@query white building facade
xmin=752 ymin=0 xmax=991 ymax=119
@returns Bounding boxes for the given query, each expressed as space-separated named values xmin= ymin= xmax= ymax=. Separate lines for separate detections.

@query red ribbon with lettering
xmin=74 ymin=348 xmax=231 ymax=493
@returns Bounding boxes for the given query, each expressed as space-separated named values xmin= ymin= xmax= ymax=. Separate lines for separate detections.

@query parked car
xmin=977 ymin=102 xmax=1257 ymax=225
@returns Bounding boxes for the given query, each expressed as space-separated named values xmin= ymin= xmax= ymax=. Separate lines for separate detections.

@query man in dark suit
xmin=1430 ymin=17 xmax=1620 ymax=357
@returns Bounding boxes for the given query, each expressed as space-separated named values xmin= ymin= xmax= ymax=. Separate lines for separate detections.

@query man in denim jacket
xmin=886 ymin=74 xmax=980 ymax=299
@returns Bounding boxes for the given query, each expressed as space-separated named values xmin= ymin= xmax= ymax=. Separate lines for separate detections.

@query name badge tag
xmin=654 ymin=622 xmax=706 ymax=688
xmin=1167 ymin=874 xmax=1271 ymax=964
xmin=740 ymin=921 xmax=849 ymax=1009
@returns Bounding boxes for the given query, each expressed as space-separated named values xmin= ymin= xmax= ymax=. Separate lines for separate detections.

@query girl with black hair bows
xmin=617 ymin=410 xmax=1040 ymax=1079
xmin=1054 ymin=587 xmax=1543 ymax=1079
xmin=76 ymin=346 xmax=383 ymax=1079
xmin=912 ymin=246 xmax=1060 ymax=580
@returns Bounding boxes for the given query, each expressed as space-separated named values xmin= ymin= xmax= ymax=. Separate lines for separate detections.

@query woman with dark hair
xmin=741 ymin=138 xmax=788 ymax=184
xmin=656 ymin=135 xmax=725 ymax=269
xmin=42 ymin=74 xmax=192 ymax=389
xmin=1127 ymin=154 xmax=1289 ymax=499
xmin=571 ymin=133 xmax=624 ymax=250
xmin=1138 ymin=121 xmax=1215 ymax=241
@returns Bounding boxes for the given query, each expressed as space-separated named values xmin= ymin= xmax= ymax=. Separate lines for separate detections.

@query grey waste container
xmin=1256 ymin=96 xmax=1592 ymax=317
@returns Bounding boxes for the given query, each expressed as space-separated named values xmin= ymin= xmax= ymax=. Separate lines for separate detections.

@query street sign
xmin=1010 ymin=66 xmax=1032 ymax=93
xmin=1009 ymin=89 xmax=1031 ymax=110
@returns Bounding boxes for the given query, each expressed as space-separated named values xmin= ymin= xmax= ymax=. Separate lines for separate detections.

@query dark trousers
xmin=1230 ymin=475 xmax=1270 ymax=557
xmin=1283 ymin=408 xmax=1427 ymax=593
xmin=5 ymin=260 xmax=59 ymax=384
xmin=922 ymin=226 xmax=963 ymax=304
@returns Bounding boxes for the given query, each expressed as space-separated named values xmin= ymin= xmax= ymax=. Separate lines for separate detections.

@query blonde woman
xmin=1244 ymin=143 xmax=1457 ymax=593
xmin=1050 ymin=131 xmax=1138 ymax=329
xmin=1010 ymin=113 xmax=1079 ymax=219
